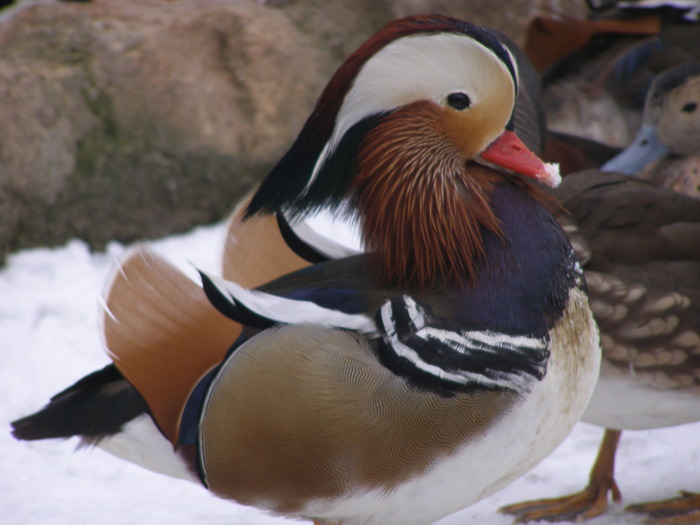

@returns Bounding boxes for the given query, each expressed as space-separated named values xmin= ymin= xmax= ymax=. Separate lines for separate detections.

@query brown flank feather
xmin=354 ymin=102 xmax=504 ymax=288
xmin=103 ymin=248 xmax=241 ymax=446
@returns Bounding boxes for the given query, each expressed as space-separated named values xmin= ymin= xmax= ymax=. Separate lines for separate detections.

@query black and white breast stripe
xmin=377 ymin=296 xmax=549 ymax=395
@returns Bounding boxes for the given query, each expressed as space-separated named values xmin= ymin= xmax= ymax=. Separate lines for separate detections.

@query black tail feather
xmin=11 ymin=364 xmax=148 ymax=445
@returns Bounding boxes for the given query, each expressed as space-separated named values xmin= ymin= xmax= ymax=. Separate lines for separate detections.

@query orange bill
xmin=480 ymin=130 xmax=561 ymax=188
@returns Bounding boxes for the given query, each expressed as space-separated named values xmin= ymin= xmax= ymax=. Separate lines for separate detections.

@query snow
xmin=1 ymin=224 xmax=699 ymax=525
xmin=541 ymin=162 xmax=562 ymax=188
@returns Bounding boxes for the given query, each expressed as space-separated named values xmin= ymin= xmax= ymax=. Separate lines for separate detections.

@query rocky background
xmin=0 ymin=0 xmax=586 ymax=263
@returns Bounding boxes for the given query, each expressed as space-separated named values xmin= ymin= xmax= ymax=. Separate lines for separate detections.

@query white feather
xmin=97 ymin=415 xmax=197 ymax=482
xmin=285 ymin=206 xmax=364 ymax=259
xmin=203 ymin=272 xmax=377 ymax=334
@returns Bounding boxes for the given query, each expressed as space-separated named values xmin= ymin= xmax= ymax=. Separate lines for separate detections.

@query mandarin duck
xmin=602 ymin=61 xmax=700 ymax=198
xmin=500 ymin=169 xmax=700 ymax=524
xmin=11 ymin=15 xmax=601 ymax=525
xmin=220 ymin=22 xmax=698 ymax=524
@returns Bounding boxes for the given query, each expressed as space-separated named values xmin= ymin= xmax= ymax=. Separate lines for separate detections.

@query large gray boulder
xmin=0 ymin=0 xmax=324 ymax=259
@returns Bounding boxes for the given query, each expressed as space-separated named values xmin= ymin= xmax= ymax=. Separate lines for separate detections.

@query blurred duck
xmin=11 ymin=16 xmax=600 ymax=525
xmin=527 ymin=1 xmax=700 ymax=146
xmin=602 ymin=61 xmax=700 ymax=198
xmin=542 ymin=130 xmax=621 ymax=176
xmin=530 ymin=1 xmax=700 ymax=87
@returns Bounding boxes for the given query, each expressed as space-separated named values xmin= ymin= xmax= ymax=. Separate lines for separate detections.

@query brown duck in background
xmin=501 ymin=170 xmax=700 ymax=524
xmin=528 ymin=1 xmax=700 ymax=147
xmin=543 ymin=60 xmax=700 ymax=183
xmin=542 ymin=130 xmax=620 ymax=176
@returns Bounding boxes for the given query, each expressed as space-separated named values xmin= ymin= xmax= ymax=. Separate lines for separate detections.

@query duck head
xmin=654 ymin=62 xmax=700 ymax=157
xmin=246 ymin=15 xmax=559 ymax=287
xmin=602 ymin=61 xmax=700 ymax=174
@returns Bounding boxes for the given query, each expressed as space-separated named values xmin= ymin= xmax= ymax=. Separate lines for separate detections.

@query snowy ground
xmin=2 ymin=223 xmax=699 ymax=525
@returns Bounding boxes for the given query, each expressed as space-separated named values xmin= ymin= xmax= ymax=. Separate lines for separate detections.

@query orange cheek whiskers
xmin=353 ymin=108 xmax=504 ymax=288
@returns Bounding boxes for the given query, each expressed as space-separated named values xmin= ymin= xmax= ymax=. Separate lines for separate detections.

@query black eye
xmin=447 ymin=92 xmax=471 ymax=111
xmin=682 ymin=101 xmax=697 ymax=113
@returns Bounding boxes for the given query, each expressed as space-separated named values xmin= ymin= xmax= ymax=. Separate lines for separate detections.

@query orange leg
xmin=500 ymin=429 xmax=622 ymax=522
xmin=627 ymin=491 xmax=700 ymax=525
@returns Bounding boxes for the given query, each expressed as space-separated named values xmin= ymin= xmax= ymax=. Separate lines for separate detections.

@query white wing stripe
xmin=462 ymin=330 xmax=546 ymax=350
xmin=402 ymin=296 xmax=426 ymax=330
xmin=203 ymin=273 xmax=377 ymax=334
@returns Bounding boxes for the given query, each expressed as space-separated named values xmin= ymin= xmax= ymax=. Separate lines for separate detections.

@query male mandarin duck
xmin=602 ymin=61 xmax=700 ymax=198
xmin=11 ymin=15 xmax=601 ymax=525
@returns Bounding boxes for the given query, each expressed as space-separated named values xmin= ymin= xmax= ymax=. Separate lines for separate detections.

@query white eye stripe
xmin=336 ymin=33 xmax=511 ymax=141
xmin=304 ymin=32 xmax=515 ymax=193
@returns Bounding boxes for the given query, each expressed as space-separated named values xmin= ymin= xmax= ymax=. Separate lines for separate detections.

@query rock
xmin=0 ymin=0 xmax=322 ymax=260
xmin=0 ymin=0 xmax=584 ymax=263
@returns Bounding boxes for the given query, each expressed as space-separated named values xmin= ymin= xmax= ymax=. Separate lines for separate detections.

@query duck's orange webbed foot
xmin=627 ymin=491 xmax=700 ymax=525
xmin=499 ymin=476 xmax=621 ymax=523
xmin=500 ymin=429 xmax=622 ymax=522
